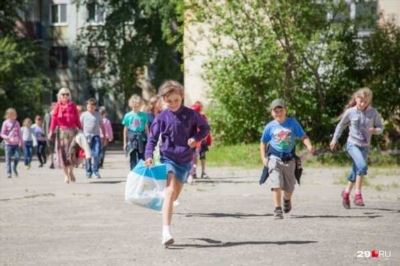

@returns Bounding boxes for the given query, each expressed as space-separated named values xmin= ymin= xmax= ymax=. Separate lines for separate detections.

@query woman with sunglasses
xmin=47 ymin=88 xmax=81 ymax=183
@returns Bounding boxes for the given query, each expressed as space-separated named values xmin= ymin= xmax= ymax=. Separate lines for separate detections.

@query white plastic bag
xmin=125 ymin=160 xmax=167 ymax=211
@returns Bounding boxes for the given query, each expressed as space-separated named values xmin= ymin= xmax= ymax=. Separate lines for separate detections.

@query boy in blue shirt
xmin=260 ymin=99 xmax=314 ymax=219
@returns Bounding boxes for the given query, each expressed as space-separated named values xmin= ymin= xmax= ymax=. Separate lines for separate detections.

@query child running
xmin=144 ymin=80 xmax=210 ymax=247
xmin=260 ymin=99 xmax=314 ymax=219
xmin=1 ymin=108 xmax=22 ymax=178
xmin=32 ymin=115 xmax=47 ymax=167
xmin=21 ymin=118 xmax=36 ymax=169
xmin=330 ymin=88 xmax=383 ymax=208
xmin=122 ymin=94 xmax=148 ymax=170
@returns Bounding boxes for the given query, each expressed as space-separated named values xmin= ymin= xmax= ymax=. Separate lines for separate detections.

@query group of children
xmin=1 ymin=109 xmax=50 ymax=178
xmin=0 ymin=96 xmax=114 ymax=180
xmin=1 ymin=83 xmax=383 ymax=248
xmin=121 ymin=93 xmax=211 ymax=181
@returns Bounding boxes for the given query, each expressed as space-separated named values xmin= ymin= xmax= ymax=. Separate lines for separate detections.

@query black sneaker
xmin=283 ymin=199 xmax=292 ymax=213
xmin=274 ymin=207 xmax=283 ymax=219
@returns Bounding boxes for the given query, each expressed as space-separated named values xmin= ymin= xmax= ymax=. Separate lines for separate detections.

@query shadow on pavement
xmin=168 ymin=238 xmax=318 ymax=249
xmin=290 ymin=214 xmax=382 ymax=219
xmin=359 ymin=207 xmax=400 ymax=213
xmin=87 ymin=180 xmax=125 ymax=184
xmin=177 ymin=212 xmax=273 ymax=219
xmin=194 ymin=179 xmax=255 ymax=184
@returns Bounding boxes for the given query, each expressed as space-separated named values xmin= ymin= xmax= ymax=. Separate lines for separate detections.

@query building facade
xmin=183 ymin=0 xmax=400 ymax=107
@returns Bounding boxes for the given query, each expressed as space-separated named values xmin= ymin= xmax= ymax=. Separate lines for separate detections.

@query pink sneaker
xmin=341 ymin=190 xmax=350 ymax=209
xmin=354 ymin=193 xmax=365 ymax=206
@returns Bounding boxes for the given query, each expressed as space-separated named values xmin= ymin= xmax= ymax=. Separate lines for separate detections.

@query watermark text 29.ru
xmin=356 ymin=250 xmax=391 ymax=258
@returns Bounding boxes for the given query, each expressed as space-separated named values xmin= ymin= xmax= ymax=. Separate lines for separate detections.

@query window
xmin=87 ymin=2 xmax=105 ymax=24
xmin=49 ymin=47 xmax=68 ymax=68
xmin=51 ymin=4 xmax=67 ymax=25
xmin=355 ymin=1 xmax=377 ymax=31
xmin=87 ymin=46 xmax=105 ymax=69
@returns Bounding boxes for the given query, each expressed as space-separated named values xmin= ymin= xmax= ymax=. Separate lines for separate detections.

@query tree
xmin=189 ymin=0 xmax=399 ymax=146
xmin=0 ymin=0 xmax=51 ymax=120
xmin=77 ymin=0 xmax=184 ymax=102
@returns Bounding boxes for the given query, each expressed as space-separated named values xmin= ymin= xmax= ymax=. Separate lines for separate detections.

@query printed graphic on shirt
xmin=272 ymin=127 xmax=292 ymax=150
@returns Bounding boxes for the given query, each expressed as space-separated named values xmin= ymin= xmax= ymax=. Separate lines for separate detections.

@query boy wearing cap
xmin=260 ymin=99 xmax=314 ymax=219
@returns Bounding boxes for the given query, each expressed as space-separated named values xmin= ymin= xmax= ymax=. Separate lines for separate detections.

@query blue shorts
xmin=160 ymin=157 xmax=192 ymax=183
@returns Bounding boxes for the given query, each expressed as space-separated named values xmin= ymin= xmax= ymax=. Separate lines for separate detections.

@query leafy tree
xmin=189 ymin=0 xmax=399 ymax=146
xmin=0 ymin=0 xmax=51 ymax=121
xmin=361 ymin=23 xmax=400 ymax=149
xmin=77 ymin=0 xmax=184 ymax=102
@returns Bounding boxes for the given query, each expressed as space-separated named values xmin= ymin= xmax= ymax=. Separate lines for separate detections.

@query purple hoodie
xmin=145 ymin=106 xmax=210 ymax=164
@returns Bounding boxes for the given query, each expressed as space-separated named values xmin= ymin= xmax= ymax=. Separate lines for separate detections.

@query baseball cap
xmin=270 ymin=98 xmax=286 ymax=110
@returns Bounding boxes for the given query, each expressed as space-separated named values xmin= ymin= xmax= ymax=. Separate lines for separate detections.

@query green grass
xmin=207 ymin=143 xmax=262 ymax=168
xmin=207 ymin=143 xmax=400 ymax=168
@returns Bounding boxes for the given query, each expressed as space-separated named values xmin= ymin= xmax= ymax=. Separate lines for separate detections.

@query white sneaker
xmin=173 ymin=200 xmax=180 ymax=207
xmin=187 ymin=175 xmax=194 ymax=185
xmin=162 ymin=235 xmax=174 ymax=247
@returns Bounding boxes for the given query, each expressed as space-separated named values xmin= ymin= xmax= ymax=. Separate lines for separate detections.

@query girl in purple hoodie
xmin=145 ymin=80 xmax=210 ymax=247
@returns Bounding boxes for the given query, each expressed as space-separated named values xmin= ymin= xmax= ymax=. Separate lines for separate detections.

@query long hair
xmin=344 ymin=87 xmax=373 ymax=110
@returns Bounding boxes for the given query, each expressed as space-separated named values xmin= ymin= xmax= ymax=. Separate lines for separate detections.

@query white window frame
xmin=50 ymin=3 xmax=68 ymax=26
xmin=87 ymin=1 xmax=105 ymax=25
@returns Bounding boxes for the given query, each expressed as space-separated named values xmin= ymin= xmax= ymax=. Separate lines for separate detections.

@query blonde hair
xmin=23 ymin=117 xmax=32 ymax=127
xmin=128 ymin=94 xmax=143 ymax=108
xmin=4 ymin=108 xmax=17 ymax=119
xmin=345 ymin=87 xmax=373 ymax=110
xmin=159 ymin=80 xmax=184 ymax=98
xmin=57 ymin=87 xmax=71 ymax=100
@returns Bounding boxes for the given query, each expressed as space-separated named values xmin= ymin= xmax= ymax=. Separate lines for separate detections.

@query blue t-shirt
xmin=260 ymin=117 xmax=306 ymax=153
xmin=122 ymin=111 xmax=148 ymax=132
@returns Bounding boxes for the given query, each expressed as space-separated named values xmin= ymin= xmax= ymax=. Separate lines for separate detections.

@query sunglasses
xmin=61 ymin=93 xmax=70 ymax=96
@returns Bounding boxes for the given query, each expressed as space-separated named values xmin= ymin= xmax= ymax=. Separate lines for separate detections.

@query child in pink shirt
xmin=1 ymin=108 xmax=22 ymax=178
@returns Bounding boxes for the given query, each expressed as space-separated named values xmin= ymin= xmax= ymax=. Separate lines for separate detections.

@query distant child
xmin=146 ymin=95 xmax=162 ymax=127
xmin=145 ymin=80 xmax=210 ymax=247
xmin=189 ymin=101 xmax=212 ymax=180
xmin=99 ymin=106 xmax=113 ymax=168
xmin=1 ymin=108 xmax=22 ymax=178
xmin=122 ymin=94 xmax=149 ymax=170
xmin=32 ymin=115 xmax=47 ymax=167
xmin=260 ymin=99 xmax=314 ymax=219
xmin=80 ymin=98 xmax=105 ymax=178
xmin=21 ymin=118 xmax=36 ymax=169
xmin=330 ymin=88 xmax=383 ymax=208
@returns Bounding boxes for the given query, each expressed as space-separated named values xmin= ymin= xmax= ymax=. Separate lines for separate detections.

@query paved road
xmin=1 ymin=151 xmax=399 ymax=265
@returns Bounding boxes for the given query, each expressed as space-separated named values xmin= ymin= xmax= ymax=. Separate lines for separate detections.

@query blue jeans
xmin=346 ymin=142 xmax=369 ymax=183
xmin=85 ymin=135 xmax=102 ymax=176
xmin=23 ymin=141 xmax=33 ymax=166
xmin=5 ymin=144 xmax=20 ymax=175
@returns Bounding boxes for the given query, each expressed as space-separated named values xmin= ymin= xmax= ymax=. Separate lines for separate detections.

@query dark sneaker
xmin=201 ymin=173 xmax=209 ymax=178
xmin=341 ymin=190 xmax=350 ymax=209
xmin=274 ymin=207 xmax=283 ymax=219
xmin=283 ymin=199 xmax=292 ymax=213
xmin=354 ymin=193 xmax=365 ymax=206
xmin=49 ymin=163 xmax=55 ymax=169
xmin=13 ymin=168 xmax=18 ymax=177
